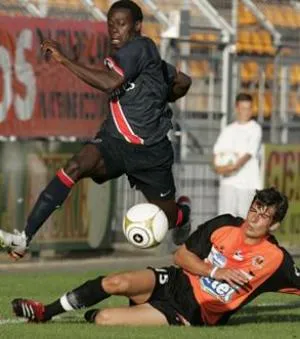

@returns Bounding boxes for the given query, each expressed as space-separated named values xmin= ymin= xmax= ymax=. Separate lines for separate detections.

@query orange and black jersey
xmin=183 ymin=214 xmax=300 ymax=325
xmin=101 ymin=36 xmax=175 ymax=146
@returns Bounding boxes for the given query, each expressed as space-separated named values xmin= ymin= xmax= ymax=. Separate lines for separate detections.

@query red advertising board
xmin=0 ymin=15 xmax=109 ymax=138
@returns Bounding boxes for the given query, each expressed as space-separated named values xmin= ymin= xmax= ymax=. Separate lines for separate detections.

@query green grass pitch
xmin=0 ymin=269 xmax=300 ymax=339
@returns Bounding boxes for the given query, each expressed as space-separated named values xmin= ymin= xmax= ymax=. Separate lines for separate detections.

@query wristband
xmin=209 ymin=266 xmax=219 ymax=279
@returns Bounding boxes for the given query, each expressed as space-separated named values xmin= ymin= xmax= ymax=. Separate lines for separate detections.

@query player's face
xmin=244 ymin=200 xmax=277 ymax=240
xmin=107 ymin=8 xmax=141 ymax=51
xmin=236 ymin=100 xmax=253 ymax=123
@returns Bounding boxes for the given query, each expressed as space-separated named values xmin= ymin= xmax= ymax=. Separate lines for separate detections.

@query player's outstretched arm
xmin=168 ymin=70 xmax=192 ymax=102
xmin=174 ymin=244 xmax=249 ymax=287
xmin=41 ymin=39 xmax=124 ymax=93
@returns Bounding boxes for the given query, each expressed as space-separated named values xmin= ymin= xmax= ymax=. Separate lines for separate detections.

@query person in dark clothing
xmin=0 ymin=0 xmax=192 ymax=258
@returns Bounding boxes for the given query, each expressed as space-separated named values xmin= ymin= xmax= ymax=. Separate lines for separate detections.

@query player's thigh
xmin=68 ymin=135 xmax=125 ymax=183
xmin=95 ymin=303 xmax=168 ymax=326
xmin=102 ymin=269 xmax=156 ymax=302
xmin=64 ymin=143 xmax=108 ymax=181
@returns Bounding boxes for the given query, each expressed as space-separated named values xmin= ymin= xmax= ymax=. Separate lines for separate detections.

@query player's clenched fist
xmin=41 ymin=39 xmax=65 ymax=63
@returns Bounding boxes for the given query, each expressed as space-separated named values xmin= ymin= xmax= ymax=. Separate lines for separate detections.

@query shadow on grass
xmin=228 ymin=302 xmax=300 ymax=325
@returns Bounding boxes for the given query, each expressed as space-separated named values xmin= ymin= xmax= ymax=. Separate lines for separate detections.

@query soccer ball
xmin=123 ymin=203 xmax=169 ymax=249
xmin=215 ymin=152 xmax=238 ymax=166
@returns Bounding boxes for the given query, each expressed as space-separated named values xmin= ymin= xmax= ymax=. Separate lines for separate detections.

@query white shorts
xmin=218 ymin=183 xmax=255 ymax=218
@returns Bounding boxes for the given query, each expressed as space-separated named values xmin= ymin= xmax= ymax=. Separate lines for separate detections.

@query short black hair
xmin=251 ymin=187 xmax=289 ymax=223
xmin=236 ymin=93 xmax=252 ymax=103
xmin=108 ymin=0 xmax=143 ymax=23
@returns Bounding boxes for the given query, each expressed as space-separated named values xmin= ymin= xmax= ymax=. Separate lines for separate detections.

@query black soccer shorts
xmin=88 ymin=129 xmax=176 ymax=201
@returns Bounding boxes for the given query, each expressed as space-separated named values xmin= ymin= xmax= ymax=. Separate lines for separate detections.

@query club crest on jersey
xmin=207 ymin=246 xmax=227 ymax=268
xmin=252 ymin=255 xmax=265 ymax=269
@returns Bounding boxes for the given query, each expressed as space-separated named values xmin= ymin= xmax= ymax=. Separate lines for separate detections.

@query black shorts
xmin=143 ymin=266 xmax=205 ymax=326
xmin=87 ymin=129 xmax=176 ymax=200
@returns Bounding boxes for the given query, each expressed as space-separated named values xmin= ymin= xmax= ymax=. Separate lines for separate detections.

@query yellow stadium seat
xmin=252 ymin=91 xmax=272 ymax=118
xmin=259 ymin=31 xmax=275 ymax=56
xmin=237 ymin=30 xmax=253 ymax=54
xmin=93 ymin=0 xmax=111 ymax=13
xmin=190 ymin=32 xmax=218 ymax=43
xmin=289 ymin=92 xmax=300 ymax=116
xmin=265 ymin=63 xmax=274 ymax=81
xmin=47 ymin=0 xmax=86 ymax=11
xmin=264 ymin=92 xmax=272 ymax=118
xmin=188 ymin=60 xmax=210 ymax=78
xmin=238 ymin=3 xmax=257 ymax=26
xmin=142 ymin=22 xmax=161 ymax=45
xmin=290 ymin=65 xmax=300 ymax=86
xmin=251 ymin=32 xmax=264 ymax=55
xmin=240 ymin=62 xmax=259 ymax=83
xmin=252 ymin=92 xmax=259 ymax=117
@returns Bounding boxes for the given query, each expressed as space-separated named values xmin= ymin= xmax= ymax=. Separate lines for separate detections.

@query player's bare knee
xmin=94 ymin=309 xmax=115 ymax=325
xmin=102 ymin=274 xmax=130 ymax=294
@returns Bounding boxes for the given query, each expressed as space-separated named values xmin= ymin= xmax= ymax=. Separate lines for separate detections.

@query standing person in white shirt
xmin=213 ymin=93 xmax=262 ymax=218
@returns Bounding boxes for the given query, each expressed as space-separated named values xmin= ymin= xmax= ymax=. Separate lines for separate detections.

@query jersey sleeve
xmin=244 ymin=124 xmax=262 ymax=157
xmin=161 ymin=60 xmax=177 ymax=86
xmin=185 ymin=214 xmax=243 ymax=259
xmin=107 ymin=38 xmax=160 ymax=82
xmin=213 ymin=128 xmax=229 ymax=154
xmin=277 ymin=249 xmax=300 ymax=295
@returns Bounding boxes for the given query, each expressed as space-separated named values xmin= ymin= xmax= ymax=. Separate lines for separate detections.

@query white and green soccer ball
xmin=123 ymin=203 xmax=169 ymax=249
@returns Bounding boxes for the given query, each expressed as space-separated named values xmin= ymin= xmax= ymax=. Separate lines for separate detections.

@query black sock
xmin=25 ymin=170 xmax=73 ymax=242
xmin=44 ymin=276 xmax=110 ymax=319
xmin=180 ymin=204 xmax=190 ymax=225
xmin=176 ymin=204 xmax=190 ymax=228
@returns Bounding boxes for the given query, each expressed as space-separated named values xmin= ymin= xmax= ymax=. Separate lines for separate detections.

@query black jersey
xmin=180 ymin=215 xmax=300 ymax=325
xmin=102 ymin=36 xmax=176 ymax=145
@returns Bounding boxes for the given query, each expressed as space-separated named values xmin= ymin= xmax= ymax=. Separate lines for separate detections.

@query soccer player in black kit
xmin=0 ymin=0 xmax=192 ymax=258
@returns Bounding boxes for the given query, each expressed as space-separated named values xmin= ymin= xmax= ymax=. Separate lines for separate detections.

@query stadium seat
xmin=188 ymin=60 xmax=210 ymax=78
xmin=289 ymin=65 xmax=300 ymax=86
xmin=47 ymin=0 xmax=86 ymax=12
xmin=252 ymin=91 xmax=272 ymax=118
xmin=260 ymin=31 xmax=275 ymax=55
xmin=142 ymin=21 xmax=161 ymax=45
xmin=240 ymin=62 xmax=259 ymax=84
xmin=265 ymin=63 xmax=274 ymax=82
xmin=238 ymin=3 xmax=257 ymax=26
xmin=237 ymin=30 xmax=253 ymax=54
xmin=153 ymin=0 xmax=182 ymax=13
xmin=190 ymin=32 xmax=218 ymax=43
xmin=93 ymin=0 xmax=111 ymax=13
xmin=289 ymin=92 xmax=300 ymax=116
xmin=264 ymin=91 xmax=272 ymax=118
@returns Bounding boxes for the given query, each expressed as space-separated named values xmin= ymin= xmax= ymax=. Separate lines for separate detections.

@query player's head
xmin=235 ymin=92 xmax=253 ymax=123
xmin=107 ymin=0 xmax=143 ymax=51
xmin=245 ymin=187 xmax=288 ymax=240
